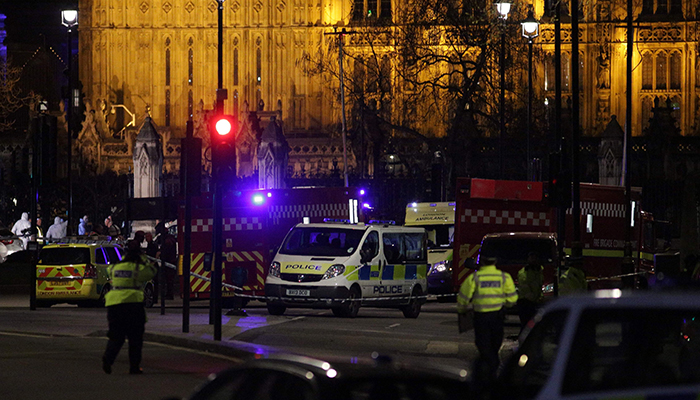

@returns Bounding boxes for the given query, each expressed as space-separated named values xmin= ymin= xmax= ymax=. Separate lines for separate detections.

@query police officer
xmin=457 ymin=255 xmax=517 ymax=387
xmin=517 ymin=252 xmax=544 ymax=332
xmin=102 ymin=240 xmax=157 ymax=375
xmin=559 ymin=256 xmax=587 ymax=295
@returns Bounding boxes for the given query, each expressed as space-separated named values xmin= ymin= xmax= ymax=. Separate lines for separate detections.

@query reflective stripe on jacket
xmin=517 ymin=265 xmax=544 ymax=303
xmin=559 ymin=266 xmax=587 ymax=295
xmin=105 ymin=254 xmax=157 ymax=307
xmin=457 ymin=265 xmax=518 ymax=313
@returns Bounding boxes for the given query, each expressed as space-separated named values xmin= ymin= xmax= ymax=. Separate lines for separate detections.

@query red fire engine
xmin=451 ymin=178 xmax=657 ymax=294
xmin=177 ymin=187 xmax=363 ymax=305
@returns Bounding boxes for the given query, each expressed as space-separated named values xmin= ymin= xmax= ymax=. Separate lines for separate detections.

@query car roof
xmin=482 ymin=232 xmax=557 ymax=241
xmin=542 ymin=290 xmax=700 ymax=312
xmin=43 ymin=241 xmax=122 ymax=249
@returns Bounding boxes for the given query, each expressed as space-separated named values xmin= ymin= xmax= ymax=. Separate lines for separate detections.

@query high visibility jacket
xmin=105 ymin=254 xmax=157 ymax=307
xmin=559 ymin=266 xmax=587 ymax=295
xmin=517 ymin=265 xmax=544 ymax=303
xmin=457 ymin=265 xmax=518 ymax=313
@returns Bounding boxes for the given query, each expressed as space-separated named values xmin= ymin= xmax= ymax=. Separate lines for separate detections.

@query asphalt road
xmin=0 ymin=332 xmax=238 ymax=400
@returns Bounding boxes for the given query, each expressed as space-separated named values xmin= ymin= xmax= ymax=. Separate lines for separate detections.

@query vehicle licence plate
xmin=48 ymin=281 xmax=70 ymax=287
xmin=286 ymin=289 xmax=310 ymax=297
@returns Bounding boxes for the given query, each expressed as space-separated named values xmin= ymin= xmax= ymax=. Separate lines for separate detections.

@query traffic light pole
xmin=210 ymin=0 xmax=226 ymax=342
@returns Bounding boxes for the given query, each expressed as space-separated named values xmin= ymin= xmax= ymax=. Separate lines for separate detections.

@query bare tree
xmin=300 ymin=0 xmax=532 ymax=191
xmin=0 ymin=59 xmax=31 ymax=133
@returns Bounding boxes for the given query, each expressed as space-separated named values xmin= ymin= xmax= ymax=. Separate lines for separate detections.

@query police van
xmin=264 ymin=221 xmax=428 ymax=318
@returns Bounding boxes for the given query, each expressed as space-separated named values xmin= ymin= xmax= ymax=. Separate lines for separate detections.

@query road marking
xmin=426 ymin=341 xmax=459 ymax=354
xmin=386 ymin=323 xmax=400 ymax=329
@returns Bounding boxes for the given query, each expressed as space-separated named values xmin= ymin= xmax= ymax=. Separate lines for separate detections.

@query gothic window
xmin=188 ymin=90 xmax=193 ymax=120
xmin=367 ymin=57 xmax=379 ymax=93
xmin=380 ymin=56 xmax=392 ymax=93
xmin=351 ymin=0 xmax=392 ymax=23
xmin=165 ymin=37 xmax=171 ymax=126
xmin=165 ymin=89 xmax=171 ymax=126
xmin=656 ymin=51 xmax=667 ymax=90
xmin=642 ymin=96 xmax=653 ymax=131
xmin=670 ymin=51 xmax=681 ymax=89
xmin=188 ymin=37 xmax=194 ymax=86
xmin=544 ymin=52 xmax=555 ymax=91
xmin=233 ymin=90 xmax=239 ymax=117
xmin=233 ymin=48 xmax=239 ymax=86
xmin=640 ymin=0 xmax=683 ymax=16
xmin=353 ymin=58 xmax=366 ymax=93
xmin=562 ymin=52 xmax=571 ymax=92
xmin=256 ymin=47 xmax=262 ymax=86
xmin=642 ymin=52 xmax=653 ymax=90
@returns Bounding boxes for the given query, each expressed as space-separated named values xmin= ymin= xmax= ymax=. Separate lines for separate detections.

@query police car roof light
xmin=323 ymin=218 xmax=352 ymax=223
xmin=368 ymin=219 xmax=396 ymax=225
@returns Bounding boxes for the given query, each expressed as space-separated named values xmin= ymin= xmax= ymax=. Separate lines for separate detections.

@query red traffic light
xmin=210 ymin=115 xmax=236 ymax=138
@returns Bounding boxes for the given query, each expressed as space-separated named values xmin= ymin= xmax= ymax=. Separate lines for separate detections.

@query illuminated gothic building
xmin=76 ymin=0 xmax=700 ymax=183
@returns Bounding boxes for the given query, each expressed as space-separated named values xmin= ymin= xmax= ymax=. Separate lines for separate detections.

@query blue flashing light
xmin=448 ymin=202 xmax=456 ymax=206
xmin=252 ymin=194 xmax=265 ymax=205
xmin=323 ymin=218 xmax=351 ymax=223
xmin=362 ymin=203 xmax=372 ymax=209
xmin=359 ymin=189 xmax=366 ymax=196
xmin=410 ymin=202 xmax=418 ymax=208
xmin=429 ymin=203 xmax=437 ymax=207
xmin=369 ymin=219 xmax=396 ymax=225
xmin=266 ymin=192 xmax=272 ymax=198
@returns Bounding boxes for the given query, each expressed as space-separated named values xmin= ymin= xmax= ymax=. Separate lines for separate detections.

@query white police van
xmin=264 ymin=221 xmax=428 ymax=318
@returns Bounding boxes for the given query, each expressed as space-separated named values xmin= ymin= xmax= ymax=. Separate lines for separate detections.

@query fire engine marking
xmin=567 ymin=202 xmax=625 ymax=218
xmin=269 ymin=204 xmax=348 ymax=224
xmin=460 ymin=209 xmax=550 ymax=227
xmin=192 ymin=218 xmax=263 ymax=232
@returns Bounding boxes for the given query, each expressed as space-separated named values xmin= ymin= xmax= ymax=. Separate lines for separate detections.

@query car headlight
xmin=322 ymin=264 xmax=345 ymax=280
xmin=430 ymin=261 xmax=449 ymax=274
xmin=269 ymin=261 xmax=281 ymax=278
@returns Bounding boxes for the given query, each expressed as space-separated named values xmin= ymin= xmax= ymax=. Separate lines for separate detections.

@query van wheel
xmin=143 ymin=284 xmax=155 ymax=308
xmin=267 ymin=304 xmax=286 ymax=315
xmin=401 ymin=286 xmax=422 ymax=318
xmin=333 ymin=286 xmax=361 ymax=318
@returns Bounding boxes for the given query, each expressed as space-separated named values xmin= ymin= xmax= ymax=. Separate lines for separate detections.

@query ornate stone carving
xmin=140 ymin=2 xmax=150 ymax=13
xmin=185 ymin=1 xmax=195 ymax=13
xmin=208 ymin=1 xmax=217 ymax=13
xmin=638 ymin=26 xmax=683 ymax=42
xmin=162 ymin=1 xmax=172 ymax=13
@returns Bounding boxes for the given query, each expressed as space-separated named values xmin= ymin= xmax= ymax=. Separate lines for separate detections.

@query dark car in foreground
xmin=496 ymin=290 xmax=700 ymax=400
xmin=170 ymin=353 xmax=471 ymax=400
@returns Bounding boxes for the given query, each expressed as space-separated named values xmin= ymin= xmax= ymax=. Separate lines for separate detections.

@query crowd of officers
xmin=456 ymin=252 xmax=587 ymax=395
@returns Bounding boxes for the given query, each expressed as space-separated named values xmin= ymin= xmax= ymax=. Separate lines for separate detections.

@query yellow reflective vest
xmin=105 ymin=254 xmax=157 ymax=307
xmin=559 ymin=266 xmax=587 ymax=295
xmin=457 ymin=265 xmax=518 ymax=313
xmin=517 ymin=265 xmax=544 ymax=303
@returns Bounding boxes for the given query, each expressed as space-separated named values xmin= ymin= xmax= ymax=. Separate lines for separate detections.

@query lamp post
xmin=61 ymin=9 xmax=78 ymax=235
xmin=521 ymin=11 xmax=539 ymax=181
xmin=495 ymin=0 xmax=511 ymax=179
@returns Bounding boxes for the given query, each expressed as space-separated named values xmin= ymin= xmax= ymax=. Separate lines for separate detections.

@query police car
xmin=495 ymin=290 xmax=700 ymax=400
xmin=264 ymin=221 xmax=428 ymax=318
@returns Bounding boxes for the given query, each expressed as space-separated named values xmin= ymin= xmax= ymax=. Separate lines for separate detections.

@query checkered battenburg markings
xmin=460 ymin=209 xmax=551 ymax=227
xmin=269 ymin=204 xmax=348 ymax=223
xmin=567 ymin=202 xmax=625 ymax=218
xmin=191 ymin=217 xmax=262 ymax=232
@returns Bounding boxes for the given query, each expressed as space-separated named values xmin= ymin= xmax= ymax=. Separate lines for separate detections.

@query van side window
xmin=383 ymin=232 xmax=427 ymax=264
xmin=361 ymin=231 xmax=379 ymax=261
xmin=104 ymin=247 xmax=121 ymax=264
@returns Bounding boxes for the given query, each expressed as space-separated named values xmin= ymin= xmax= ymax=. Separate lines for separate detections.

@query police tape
xmin=585 ymin=271 xmax=646 ymax=283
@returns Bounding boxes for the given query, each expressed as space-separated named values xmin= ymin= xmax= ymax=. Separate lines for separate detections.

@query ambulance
xmin=404 ymin=202 xmax=455 ymax=298
xmin=264 ymin=221 xmax=428 ymax=318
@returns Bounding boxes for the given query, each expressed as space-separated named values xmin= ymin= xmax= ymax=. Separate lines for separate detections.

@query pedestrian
xmin=11 ymin=212 xmax=31 ymax=249
xmin=105 ymin=216 xmax=121 ymax=238
xmin=559 ymin=256 xmax=587 ymax=295
xmin=457 ymin=255 xmax=517 ymax=389
xmin=157 ymin=225 xmax=178 ymax=300
xmin=102 ymin=239 xmax=157 ymax=375
xmin=517 ymin=252 xmax=544 ymax=332
xmin=144 ymin=232 xmax=158 ymax=258
xmin=46 ymin=216 xmax=68 ymax=241
xmin=79 ymin=215 xmax=90 ymax=235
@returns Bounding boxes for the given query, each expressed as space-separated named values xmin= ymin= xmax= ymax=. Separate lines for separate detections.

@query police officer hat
xmin=478 ymin=255 xmax=498 ymax=266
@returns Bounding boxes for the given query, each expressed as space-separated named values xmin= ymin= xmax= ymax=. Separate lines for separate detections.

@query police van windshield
xmin=279 ymin=227 xmax=365 ymax=257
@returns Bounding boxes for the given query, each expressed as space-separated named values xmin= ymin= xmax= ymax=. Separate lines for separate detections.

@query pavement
xmin=0 ymin=289 xmax=277 ymax=361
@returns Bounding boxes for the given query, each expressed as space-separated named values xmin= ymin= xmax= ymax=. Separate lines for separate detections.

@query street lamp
xmin=495 ymin=0 xmax=511 ymax=178
xmin=61 ymin=9 xmax=78 ymax=235
xmin=521 ymin=10 xmax=539 ymax=181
